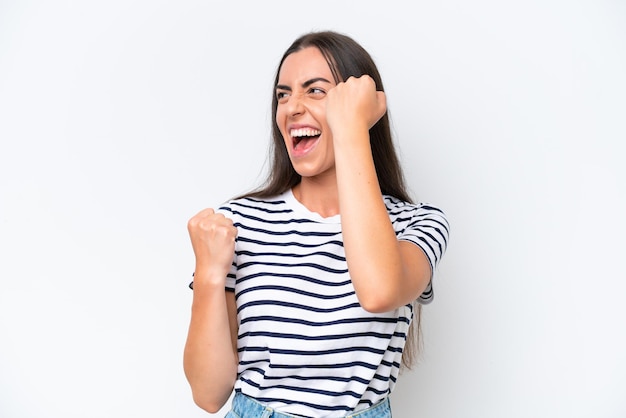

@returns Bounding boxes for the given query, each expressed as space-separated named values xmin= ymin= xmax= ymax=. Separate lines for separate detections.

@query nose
xmin=286 ymin=93 xmax=305 ymax=117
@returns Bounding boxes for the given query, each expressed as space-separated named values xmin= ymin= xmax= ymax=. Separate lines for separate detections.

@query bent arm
xmin=327 ymin=76 xmax=431 ymax=312
xmin=334 ymin=133 xmax=431 ymax=312
xmin=184 ymin=282 xmax=238 ymax=413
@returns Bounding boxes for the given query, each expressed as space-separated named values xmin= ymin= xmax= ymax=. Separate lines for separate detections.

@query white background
xmin=1 ymin=1 xmax=625 ymax=417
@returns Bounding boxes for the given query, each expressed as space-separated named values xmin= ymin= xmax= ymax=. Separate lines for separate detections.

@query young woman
xmin=184 ymin=31 xmax=449 ymax=418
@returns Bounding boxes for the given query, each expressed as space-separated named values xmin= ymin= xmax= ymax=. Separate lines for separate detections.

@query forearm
xmin=183 ymin=277 xmax=238 ymax=413
xmin=334 ymin=130 xmax=406 ymax=312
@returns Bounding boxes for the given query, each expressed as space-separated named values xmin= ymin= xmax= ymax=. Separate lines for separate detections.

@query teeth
xmin=290 ymin=128 xmax=321 ymax=138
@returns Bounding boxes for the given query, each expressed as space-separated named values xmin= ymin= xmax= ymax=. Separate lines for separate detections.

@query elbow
xmin=357 ymin=291 xmax=398 ymax=313
xmin=354 ymin=263 xmax=431 ymax=313
xmin=186 ymin=373 xmax=235 ymax=414
xmin=351 ymin=265 xmax=408 ymax=313
xmin=360 ymin=301 xmax=396 ymax=314
xmin=354 ymin=273 xmax=424 ymax=313
xmin=192 ymin=391 xmax=229 ymax=414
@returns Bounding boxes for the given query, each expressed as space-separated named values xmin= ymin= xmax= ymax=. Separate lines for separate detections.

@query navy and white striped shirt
xmin=207 ymin=189 xmax=448 ymax=417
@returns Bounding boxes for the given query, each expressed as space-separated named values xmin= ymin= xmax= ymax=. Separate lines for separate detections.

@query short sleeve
xmin=396 ymin=204 xmax=450 ymax=304
xmin=217 ymin=204 xmax=237 ymax=292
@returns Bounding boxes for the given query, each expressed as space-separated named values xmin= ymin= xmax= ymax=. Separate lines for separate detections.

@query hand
xmin=187 ymin=208 xmax=237 ymax=283
xmin=325 ymin=75 xmax=387 ymax=137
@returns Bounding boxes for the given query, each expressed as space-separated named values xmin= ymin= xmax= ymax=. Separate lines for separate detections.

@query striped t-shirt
xmin=208 ymin=189 xmax=448 ymax=417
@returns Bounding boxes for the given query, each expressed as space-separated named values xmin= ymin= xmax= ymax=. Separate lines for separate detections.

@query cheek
xmin=275 ymin=113 xmax=285 ymax=136
xmin=310 ymin=103 xmax=327 ymax=126
xmin=275 ymin=108 xmax=287 ymax=131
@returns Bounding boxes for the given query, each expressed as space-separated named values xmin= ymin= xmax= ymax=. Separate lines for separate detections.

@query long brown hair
xmin=242 ymin=30 xmax=422 ymax=369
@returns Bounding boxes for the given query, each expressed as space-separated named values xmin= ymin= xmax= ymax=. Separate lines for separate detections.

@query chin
xmin=292 ymin=164 xmax=334 ymax=181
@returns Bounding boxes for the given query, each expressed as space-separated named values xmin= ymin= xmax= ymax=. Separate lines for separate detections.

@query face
xmin=275 ymin=47 xmax=337 ymax=180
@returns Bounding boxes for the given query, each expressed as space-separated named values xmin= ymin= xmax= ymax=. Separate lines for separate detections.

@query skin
xmin=275 ymin=47 xmax=432 ymax=311
xmin=183 ymin=208 xmax=238 ymax=412
xmin=183 ymin=46 xmax=432 ymax=413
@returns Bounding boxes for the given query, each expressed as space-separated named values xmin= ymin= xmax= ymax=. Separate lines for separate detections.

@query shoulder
xmin=384 ymin=195 xmax=450 ymax=274
xmin=383 ymin=195 xmax=448 ymax=224
xmin=216 ymin=192 xmax=294 ymax=221
xmin=383 ymin=195 xmax=450 ymax=249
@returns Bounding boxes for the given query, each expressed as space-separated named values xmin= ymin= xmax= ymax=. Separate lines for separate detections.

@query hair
xmin=241 ymin=30 xmax=422 ymax=370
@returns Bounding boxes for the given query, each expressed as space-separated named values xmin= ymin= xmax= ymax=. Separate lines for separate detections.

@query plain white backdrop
xmin=1 ymin=1 xmax=625 ymax=417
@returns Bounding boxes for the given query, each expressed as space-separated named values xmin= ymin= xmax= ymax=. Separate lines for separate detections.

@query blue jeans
xmin=225 ymin=392 xmax=392 ymax=418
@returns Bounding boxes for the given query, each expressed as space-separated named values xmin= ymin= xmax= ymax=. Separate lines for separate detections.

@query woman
xmin=184 ymin=30 xmax=449 ymax=417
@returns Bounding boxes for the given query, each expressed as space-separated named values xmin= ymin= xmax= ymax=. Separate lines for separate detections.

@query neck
xmin=293 ymin=175 xmax=339 ymax=218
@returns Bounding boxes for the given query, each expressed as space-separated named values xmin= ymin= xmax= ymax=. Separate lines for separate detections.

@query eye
xmin=308 ymin=87 xmax=326 ymax=97
xmin=276 ymin=90 xmax=290 ymax=103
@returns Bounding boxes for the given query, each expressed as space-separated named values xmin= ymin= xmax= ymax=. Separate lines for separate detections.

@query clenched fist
xmin=325 ymin=75 xmax=387 ymax=139
xmin=187 ymin=208 xmax=237 ymax=286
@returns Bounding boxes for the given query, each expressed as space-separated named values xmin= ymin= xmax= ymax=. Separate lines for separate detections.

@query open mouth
xmin=291 ymin=128 xmax=321 ymax=152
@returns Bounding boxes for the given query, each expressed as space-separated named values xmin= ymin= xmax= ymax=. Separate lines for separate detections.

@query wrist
xmin=330 ymin=123 xmax=369 ymax=144
xmin=192 ymin=266 xmax=228 ymax=287
xmin=332 ymin=128 xmax=371 ymax=158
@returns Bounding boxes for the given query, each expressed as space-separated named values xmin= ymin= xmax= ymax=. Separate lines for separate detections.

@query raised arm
xmin=183 ymin=208 xmax=239 ymax=412
xmin=327 ymin=76 xmax=432 ymax=313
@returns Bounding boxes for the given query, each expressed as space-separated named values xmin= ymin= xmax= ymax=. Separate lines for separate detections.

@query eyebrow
xmin=275 ymin=77 xmax=332 ymax=91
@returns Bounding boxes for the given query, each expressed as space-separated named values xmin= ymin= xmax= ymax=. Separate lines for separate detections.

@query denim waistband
xmin=229 ymin=391 xmax=392 ymax=418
